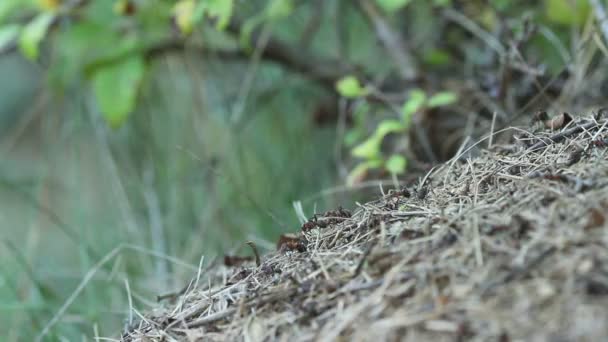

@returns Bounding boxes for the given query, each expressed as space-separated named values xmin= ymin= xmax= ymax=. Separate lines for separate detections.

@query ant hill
xmin=122 ymin=112 xmax=608 ymax=341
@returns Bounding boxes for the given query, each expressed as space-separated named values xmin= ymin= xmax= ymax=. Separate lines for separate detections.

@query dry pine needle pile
xmin=123 ymin=113 xmax=608 ymax=341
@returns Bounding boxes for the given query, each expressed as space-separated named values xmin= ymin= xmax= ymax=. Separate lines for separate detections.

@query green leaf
xmin=266 ymin=0 xmax=294 ymax=19
xmin=19 ymin=12 xmax=54 ymax=60
xmin=352 ymin=119 xmax=404 ymax=159
xmin=92 ymin=55 xmax=145 ymax=128
xmin=0 ymin=24 xmax=19 ymax=51
xmin=544 ymin=0 xmax=590 ymax=26
xmin=385 ymin=154 xmax=407 ymax=174
xmin=375 ymin=119 xmax=405 ymax=137
xmin=194 ymin=0 xmax=234 ymax=30
xmin=335 ymin=76 xmax=368 ymax=98
xmin=401 ymin=89 xmax=426 ymax=124
xmin=352 ymin=136 xmax=382 ymax=159
xmin=206 ymin=0 xmax=233 ymax=30
xmin=422 ymin=49 xmax=451 ymax=66
xmin=427 ymin=91 xmax=457 ymax=107
xmin=376 ymin=0 xmax=412 ymax=13
xmin=49 ymin=22 xmax=127 ymax=88
xmin=173 ymin=0 xmax=195 ymax=34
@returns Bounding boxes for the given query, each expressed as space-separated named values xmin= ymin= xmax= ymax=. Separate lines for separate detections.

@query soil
xmin=122 ymin=113 xmax=608 ymax=341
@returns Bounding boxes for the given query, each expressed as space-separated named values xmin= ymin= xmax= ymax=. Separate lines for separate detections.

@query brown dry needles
xmin=122 ymin=113 xmax=608 ymax=341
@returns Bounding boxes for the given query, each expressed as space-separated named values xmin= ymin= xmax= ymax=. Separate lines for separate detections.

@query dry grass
xmin=121 ymin=113 xmax=608 ymax=341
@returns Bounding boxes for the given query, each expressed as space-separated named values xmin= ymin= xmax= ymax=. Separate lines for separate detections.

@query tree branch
xmin=145 ymin=14 xmax=380 ymax=94
xmin=2 ymin=7 xmax=404 ymax=96
xmin=145 ymin=39 xmax=363 ymax=93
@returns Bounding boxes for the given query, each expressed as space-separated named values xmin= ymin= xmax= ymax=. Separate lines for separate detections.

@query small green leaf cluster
xmin=0 ymin=0 xmax=235 ymax=128
xmin=335 ymin=75 xmax=457 ymax=183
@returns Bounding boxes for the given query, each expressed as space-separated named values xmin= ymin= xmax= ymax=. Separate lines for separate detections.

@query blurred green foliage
xmin=0 ymin=0 xmax=599 ymax=340
xmin=344 ymin=87 xmax=457 ymax=183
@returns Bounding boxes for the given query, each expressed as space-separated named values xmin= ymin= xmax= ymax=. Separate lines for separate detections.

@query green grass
xmin=0 ymin=56 xmax=339 ymax=340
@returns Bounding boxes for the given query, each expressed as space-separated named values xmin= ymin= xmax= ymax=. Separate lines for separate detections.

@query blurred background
xmin=0 ymin=0 xmax=605 ymax=340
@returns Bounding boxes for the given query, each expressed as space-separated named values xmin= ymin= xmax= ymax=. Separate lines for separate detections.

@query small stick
xmin=246 ymin=241 xmax=261 ymax=267
xmin=488 ymin=111 xmax=497 ymax=148
xmin=529 ymin=120 xmax=598 ymax=151
xmin=185 ymin=288 xmax=296 ymax=328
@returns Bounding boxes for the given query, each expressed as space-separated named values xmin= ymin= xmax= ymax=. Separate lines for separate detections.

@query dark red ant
xmin=301 ymin=206 xmax=352 ymax=232
xmin=301 ymin=216 xmax=318 ymax=232
xmin=387 ymin=187 xmax=411 ymax=198
xmin=277 ymin=234 xmax=307 ymax=252
xmin=592 ymin=138 xmax=608 ymax=147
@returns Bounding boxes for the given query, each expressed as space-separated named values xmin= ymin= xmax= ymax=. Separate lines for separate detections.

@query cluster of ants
xmin=300 ymin=206 xmax=352 ymax=232
xmin=222 ymin=206 xmax=355 ymax=268
xmin=272 ymin=206 xmax=354 ymax=255
xmin=225 ymin=191 xmax=421 ymax=267
xmin=268 ymin=206 xmax=354 ymax=254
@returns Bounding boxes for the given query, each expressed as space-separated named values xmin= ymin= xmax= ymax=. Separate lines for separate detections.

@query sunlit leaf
xmin=544 ymin=0 xmax=590 ymax=26
xmin=173 ymin=0 xmax=195 ymax=35
xmin=375 ymin=119 xmax=405 ymax=137
xmin=92 ymin=55 xmax=145 ymax=128
xmin=335 ymin=76 xmax=368 ymax=98
xmin=205 ymin=0 xmax=233 ymax=30
xmin=352 ymin=136 xmax=381 ymax=159
xmin=385 ymin=154 xmax=407 ymax=174
xmin=19 ymin=12 xmax=54 ymax=60
xmin=376 ymin=0 xmax=412 ymax=13
xmin=0 ymin=24 xmax=19 ymax=51
xmin=401 ymin=89 xmax=426 ymax=124
xmin=352 ymin=119 xmax=404 ymax=159
xmin=427 ymin=91 xmax=457 ymax=107
xmin=38 ymin=0 xmax=61 ymax=12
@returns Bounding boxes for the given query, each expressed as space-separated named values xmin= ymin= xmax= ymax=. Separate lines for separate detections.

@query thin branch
xmin=356 ymin=0 xmax=418 ymax=80
xmin=3 ymin=8 xmax=404 ymax=96
xmin=528 ymin=119 xmax=599 ymax=151
xmin=443 ymin=7 xmax=506 ymax=57
xmin=146 ymin=38 xmax=364 ymax=93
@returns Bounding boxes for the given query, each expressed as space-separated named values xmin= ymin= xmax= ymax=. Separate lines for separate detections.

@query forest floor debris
xmin=122 ymin=113 xmax=608 ymax=341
